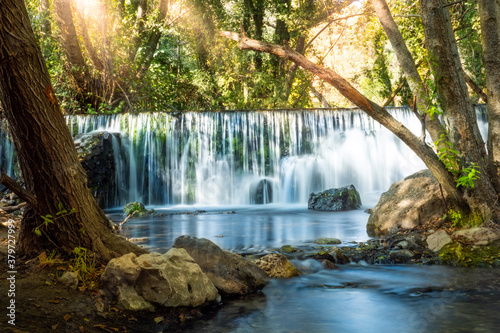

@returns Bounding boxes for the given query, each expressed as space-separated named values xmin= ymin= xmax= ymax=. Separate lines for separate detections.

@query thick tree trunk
xmin=370 ymin=0 xmax=445 ymax=143
xmin=478 ymin=0 xmax=500 ymax=194
xmin=420 ymin=0 xmax=499 ymax=221
xmin=0 ymin=0 xmax=145 ymax=261
xmin=219 ymin=30 xmax=466 ymax=209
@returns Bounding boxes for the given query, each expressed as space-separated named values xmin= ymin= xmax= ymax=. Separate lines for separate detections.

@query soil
xmin=0 ymin=211 xmax=215 ymax=333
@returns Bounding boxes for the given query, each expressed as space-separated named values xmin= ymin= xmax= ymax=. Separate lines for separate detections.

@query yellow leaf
xmin=63 ymin=314 xmax=72 ymax=321
xmin=154 ymin=316 xmax=164 ymax=324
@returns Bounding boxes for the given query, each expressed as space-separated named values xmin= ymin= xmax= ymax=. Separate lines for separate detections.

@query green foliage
xmin=34 ymin=203 xmax=76 ymax=237
xmin=70 ymin=247 xmax=103 ymax=288
xmin=443 ymin=208 xmax=462 ymax=227
xmin=456 ymin=163 xmax=481 ymax=189
xmin=435 ymin=132 xmax=460 ymax=175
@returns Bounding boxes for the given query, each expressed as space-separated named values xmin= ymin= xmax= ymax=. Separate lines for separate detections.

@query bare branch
xmin=1 ymin=173 xmax=38 ymax=210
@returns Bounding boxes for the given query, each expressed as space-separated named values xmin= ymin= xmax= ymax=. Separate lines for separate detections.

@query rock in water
xmin=173 ymin=235 xmax=268 ymax=296
xmin=367 ymin=169 xmax=448 ymax=236
xmin=249 ymin=179 xmax=274 ymax=204
xmin=308 ymin=185 xmax=361 ymax=211
xmin=255 ymin=254 xmax=301 ymax=278
xmin=122 ymin=201 xmax=154 ymax=217
xmin=100 ymin=249 xmax=219 ymax=311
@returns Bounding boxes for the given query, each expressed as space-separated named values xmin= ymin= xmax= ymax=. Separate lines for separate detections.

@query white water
xmin=64 ymin=108 xmax=427 ymax=207
xmin=1 ymin=106 xmax=488 ymax=207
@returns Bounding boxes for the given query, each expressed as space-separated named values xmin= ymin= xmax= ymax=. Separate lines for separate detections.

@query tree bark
xmin=420 ymin=0 xmax=499 ymax=220
xmin=370 ymin=0 xmax=445 ymax=143
xmin=478 ymin=0 xmax=500 ymax=194
xmin=219 ymin=30 xmax=466 ymax=209
xmin=464 ymin=72 xmax=488 ymax=103
xmin=0 ymin=0 xmax=145 ymax=262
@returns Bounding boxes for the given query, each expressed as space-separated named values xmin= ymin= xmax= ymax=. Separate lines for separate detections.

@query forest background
xmin=2 ymin=0 xmax=486 ymax=115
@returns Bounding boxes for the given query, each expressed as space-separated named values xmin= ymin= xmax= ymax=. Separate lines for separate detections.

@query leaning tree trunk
xmin=420 ymin=0 xmax=500 ymax=221
xmin=370 ymin=0 xmax=445 ymax=144
xmin=0 ymin=0 xmax=145 ymax=262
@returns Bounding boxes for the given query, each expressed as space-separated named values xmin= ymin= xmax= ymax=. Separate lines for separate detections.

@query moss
xmin=439 ymin=241 xmax=500 ymax=267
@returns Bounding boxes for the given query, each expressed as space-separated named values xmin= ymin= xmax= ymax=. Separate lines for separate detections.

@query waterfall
xmin=1 ymin=106 xmax=489 ymax=207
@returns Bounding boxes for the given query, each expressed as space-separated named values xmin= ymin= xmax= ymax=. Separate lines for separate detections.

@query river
xmin=109 ymin=205 xmax=500 ymax=333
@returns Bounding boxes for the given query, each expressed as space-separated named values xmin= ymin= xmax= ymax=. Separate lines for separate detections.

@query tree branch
xmin=219 ymin=30 xmax=466 ymax=208
xmin=1 ymin=173 xmax=37 ymax=209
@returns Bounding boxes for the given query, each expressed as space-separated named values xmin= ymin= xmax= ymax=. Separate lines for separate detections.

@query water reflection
xmin=111 ymin=205 xmax=372 ymax=253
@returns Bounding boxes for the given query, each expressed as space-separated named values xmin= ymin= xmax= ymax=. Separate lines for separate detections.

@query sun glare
xmin=73 ymin=0 xmax=102 ymax=17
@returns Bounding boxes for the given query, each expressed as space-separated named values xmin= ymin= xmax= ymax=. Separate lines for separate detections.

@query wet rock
xmin=452 ymin=227 xmax=500 ymax=246
xmin=101 ymin=249 xmax=219 ymax=311
xmin=280 ymin=245 xmax=296 ymax=253
xmin=320 ymin=260 xmax=339 ymax=270
xmin=367 ymin=170 xmax=448 ymax=236
xmin=255 ymin=253 xmax=301 ymax=278
xmin=250 ymin=179 xmax=274 ymax=204
xmin=76 ymin=131 xmax=116 ymax=207
xmin=173 ymin=235 xmax=268 ymax=296
xmin=388 ymin=249 xmax=415 ymax=262
xmin=426 ymin=230 xmax=452 ymax=252
xmin=327 ymin=246 xmax=351 ymax=264
xmin=122 ymin=201 xmax=154 ymax=217
xmin=308 ymin=185 xmax=361 ymax=211
xmin=313 ymin=237 xmax=341 ymax=245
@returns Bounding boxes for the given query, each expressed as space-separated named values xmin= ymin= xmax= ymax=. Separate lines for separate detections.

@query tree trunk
xmin=53 ymin=0 xmax=101 ymax=110
xmin=478 ymin=0 xmax=500 ymax=194
xmin=219 ymin=30 xmax=466 ymax=210
xmin=370 ymin=0 xmax=445 ymax=143
xmin=0 ymin=0 xmax=145 ymax=262
xmin=420 ymin=0 xmax=499 ymax=220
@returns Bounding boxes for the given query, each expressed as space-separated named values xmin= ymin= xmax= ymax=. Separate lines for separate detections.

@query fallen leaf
xmin=57 ymin=266 xmax=67 ymax=271
xmin=154 ymin=316 xmax=164 ymax=324
xmin=51 ymin=323 xmax=59 ymax=330
xmin=128 ymin=316 xmax=137 ymax=322
xmin=48 ymin=298 xmax=60 ymax=304
xmin=63 ymin=314 xmax=72 ymax=321
xmin=45 ymin=281 xmax=52 ymax=286
xmin=33 ymin=303 xmax=41 ymax=308
xmin=110 ymin=307 xmax=119 ymax=312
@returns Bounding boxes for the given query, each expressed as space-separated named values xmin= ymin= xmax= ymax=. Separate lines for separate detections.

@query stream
xmin=109 ymin=206 xmax=500 ymax=333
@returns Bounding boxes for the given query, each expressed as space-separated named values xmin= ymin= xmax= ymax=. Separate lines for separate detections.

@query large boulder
xmin=100 ymin=249 xmax=219 ymax=311
xmin=75 ymin=132 xmax=116 ymax=207
xmin=173 ymin=235 xmax=268 ymax=296
xmin=255 ymin=254 xmax=301 ymax=279
xmin=308 ymin=185 xmax=361 ymax=211
xmin=367 ymin=170 xmax=447 ymax=236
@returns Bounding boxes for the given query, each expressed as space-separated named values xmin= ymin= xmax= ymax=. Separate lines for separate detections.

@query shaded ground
xmin=0 ymin=212 xmax=218 ymax=333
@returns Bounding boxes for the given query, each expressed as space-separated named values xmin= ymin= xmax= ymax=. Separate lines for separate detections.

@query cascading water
xmin=1 ymin=106 xmax=488 ymax=207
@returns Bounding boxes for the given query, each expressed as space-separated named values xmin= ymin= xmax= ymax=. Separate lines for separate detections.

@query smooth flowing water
xmin=64 ymin=108 xmax=427 ymax=207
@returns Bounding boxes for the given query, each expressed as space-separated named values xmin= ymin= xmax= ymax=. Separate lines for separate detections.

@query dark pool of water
xmin=108 ymin=206 xmax=500 ymax=333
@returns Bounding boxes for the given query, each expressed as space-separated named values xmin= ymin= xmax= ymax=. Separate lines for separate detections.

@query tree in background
xmin=0 ymin=0 xmax=145 ymax=261
xmin=220 ymin=0 xmax=500 ymax=226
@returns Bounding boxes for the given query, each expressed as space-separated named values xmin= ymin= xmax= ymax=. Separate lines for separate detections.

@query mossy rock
xmin=123 ymin=201 xmax=154 ymax=217
xmin=439 ymin=241 xmax=500 ymax=267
